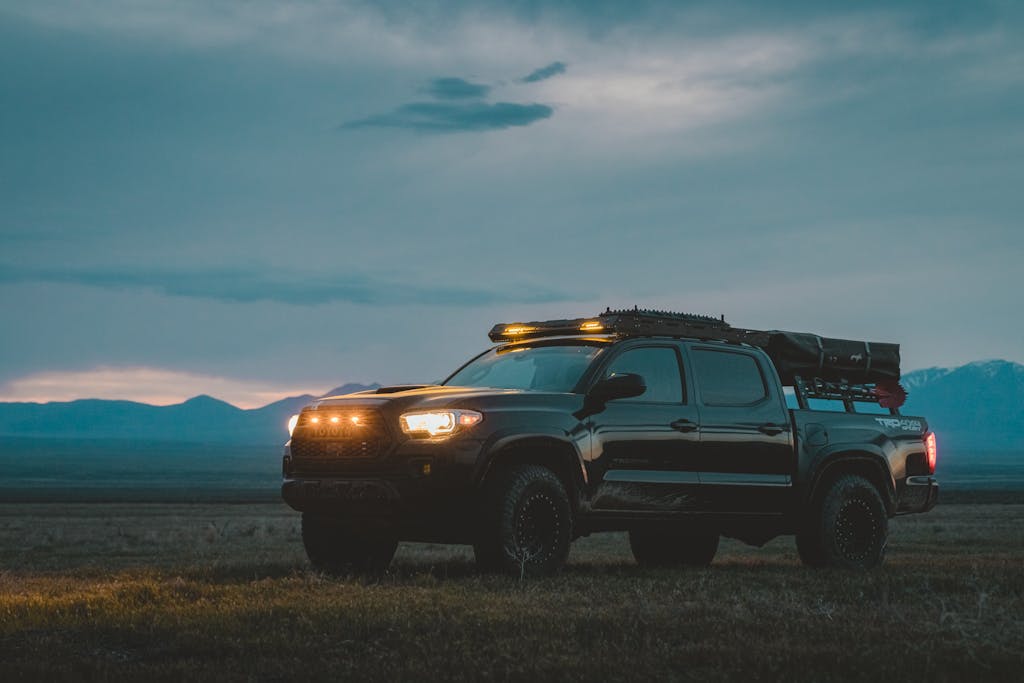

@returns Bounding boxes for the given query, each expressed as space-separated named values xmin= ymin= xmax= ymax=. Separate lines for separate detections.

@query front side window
xmin=603 ymin=347 xmax=684 ymax=403
xmin=692 ymin=349 xmax=767 ymax=406
xmin=445 ymin=344 xmax=604 ymax=392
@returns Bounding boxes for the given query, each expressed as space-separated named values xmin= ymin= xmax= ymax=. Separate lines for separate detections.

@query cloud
xmin=0 ymin=264 xmax=573 ymax=306
xmin=343 ymin=69 xmax=552 ymax=133
xmin=522 ymin=61 xmax=567 ymax=83
xmin=0 ymin=366 xmax=324 ymax=408
xmin=341 ymin=101 xmax=553 ymax=132
xmin=13 ymin=2 xmax=1009 ymax=146
xmin=426 ymin=77 xmax=490 ymax=99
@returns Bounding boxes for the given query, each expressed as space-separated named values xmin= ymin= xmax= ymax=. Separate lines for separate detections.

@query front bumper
xmin=280 ymin=437 xmax=481 ymax=541
xmin=897 ymin=475 xmax=939 ymax=514
xmin=281 ymin=473 xmax=476 ymax=542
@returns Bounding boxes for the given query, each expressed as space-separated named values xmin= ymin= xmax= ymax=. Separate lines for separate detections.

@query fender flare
xmin=805 ymin=445 xmax=897 ymax=513
xmin=473 ymin=427 xmax=588 ymax=492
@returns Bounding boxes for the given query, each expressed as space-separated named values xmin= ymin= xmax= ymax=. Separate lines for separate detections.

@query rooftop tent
xmin=764 ymin=332 xmax=901 ymax=385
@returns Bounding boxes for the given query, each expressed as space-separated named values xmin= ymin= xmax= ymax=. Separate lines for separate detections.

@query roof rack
xmin=489 ymin=307 xmax=903 ymax=388
xmin=792 ymin=376 xmax=904 ymax=414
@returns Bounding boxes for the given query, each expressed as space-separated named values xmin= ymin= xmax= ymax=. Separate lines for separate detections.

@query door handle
xmin=758 ymin=423 xmax=785 ymax=436
xmin=671 ymin=419 xmax=698 ymax=433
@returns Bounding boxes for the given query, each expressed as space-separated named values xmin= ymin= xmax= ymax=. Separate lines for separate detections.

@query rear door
xmin=588 ymin=342 xmax=702 ymax=512
xmin=686 ymin=345 xmax=794 ymax=513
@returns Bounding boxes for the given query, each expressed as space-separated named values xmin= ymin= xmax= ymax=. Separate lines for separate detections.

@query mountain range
xmin=900 ymin=360 xmax=1023 ymax=450
xmin=0 ymin=383 xmax=379 ymax=445
xmin=0 ymin=361 xmax=1021 ymax=450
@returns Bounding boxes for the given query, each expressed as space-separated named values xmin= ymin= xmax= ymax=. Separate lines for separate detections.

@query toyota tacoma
xmin=282 ymin=309 xmax=938 ymax=575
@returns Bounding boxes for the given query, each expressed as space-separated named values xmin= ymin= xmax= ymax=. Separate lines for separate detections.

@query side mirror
xmin=574 ymin=373 xmax=646 ymax=420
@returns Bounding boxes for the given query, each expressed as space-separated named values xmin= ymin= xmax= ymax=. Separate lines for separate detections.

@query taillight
xmin=924 ymin=432 xmax=937 ymax=473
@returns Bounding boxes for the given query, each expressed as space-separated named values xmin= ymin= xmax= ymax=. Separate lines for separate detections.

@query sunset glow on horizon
xmin=0 ymin=367 xmax=330 ymax=409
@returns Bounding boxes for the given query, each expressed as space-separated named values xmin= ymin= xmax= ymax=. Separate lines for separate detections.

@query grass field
xmin=1 ymin=501 xmax=1022 ymax=681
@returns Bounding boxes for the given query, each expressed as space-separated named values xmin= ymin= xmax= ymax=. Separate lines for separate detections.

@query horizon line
xmin=0 ymin=358 xmax=1020 ymax=410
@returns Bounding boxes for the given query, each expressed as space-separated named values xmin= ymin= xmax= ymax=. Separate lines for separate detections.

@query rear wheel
xmin=473 ymin=465 xmax=572 ymax=577
xmin=301 ymin=513 xmax=398 ymax=575
xmin=629 ymin=529 xmax=719 ymax=567
xmin=796 ymin=474 xmax=888 ymax=569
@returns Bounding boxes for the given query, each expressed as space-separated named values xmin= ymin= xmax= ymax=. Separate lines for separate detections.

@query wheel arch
xmin=476 ymin=433 xmax=587 ymax=511
xmin=805 ymin=449 xmax=897 ymax=516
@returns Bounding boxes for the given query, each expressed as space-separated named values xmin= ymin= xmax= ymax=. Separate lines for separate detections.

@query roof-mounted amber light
xmin=580 ymin=320 xmax=604 ymax=332
xmin=503 ymin=325 xmax=536 ymax=337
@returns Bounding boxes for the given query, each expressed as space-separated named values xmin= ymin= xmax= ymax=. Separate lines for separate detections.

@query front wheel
xmin=473 ymin=465 xmax=572 ymax=577
xmin=301 ymin=514 xmax=398 ymax=575
xmin=796 ymin=474 xmax=888 ymax=569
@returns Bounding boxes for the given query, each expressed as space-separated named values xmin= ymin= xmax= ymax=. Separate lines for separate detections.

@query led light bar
xmin=488 ymin=318 xmax=595 ymax=342
xmin=488 ymin=307 xmax=761 ymax=344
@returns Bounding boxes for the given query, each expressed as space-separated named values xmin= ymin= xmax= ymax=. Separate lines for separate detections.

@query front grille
xmin=290 ymin=408 xmax=391 ymax=470
xmin=292 ymin=439 xmax=383 ymax=459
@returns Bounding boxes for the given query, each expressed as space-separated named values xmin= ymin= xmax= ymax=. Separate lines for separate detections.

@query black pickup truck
xmin=282 ymin=310 xmax=938 ymax=575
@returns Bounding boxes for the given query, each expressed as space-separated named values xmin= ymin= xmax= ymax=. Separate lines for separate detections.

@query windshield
xmin=444 ymin=344 xmax=605 ymax=392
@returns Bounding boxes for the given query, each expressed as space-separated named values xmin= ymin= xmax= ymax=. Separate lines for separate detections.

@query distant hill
xmin=902 ymin=360 xmax=1024 ymax=451
xmin=0 ymin=361 xmax=1021 ymax=450
xmin=0 ymin=383 xmax=379 ymax=444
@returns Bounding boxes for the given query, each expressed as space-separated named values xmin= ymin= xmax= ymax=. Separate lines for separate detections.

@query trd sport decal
xmin=874 ymin=417 xmax=923 ymax=432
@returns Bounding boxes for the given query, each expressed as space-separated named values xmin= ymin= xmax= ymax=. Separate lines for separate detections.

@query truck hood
xmin=309 ymin=384 xmax=560 ymax=413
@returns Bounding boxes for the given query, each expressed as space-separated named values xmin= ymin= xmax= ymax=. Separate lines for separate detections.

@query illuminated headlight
xmin=287 ymin=414 xmax=300 ymax=437
xmin=400 ymin=410 xmax=482 ymax=437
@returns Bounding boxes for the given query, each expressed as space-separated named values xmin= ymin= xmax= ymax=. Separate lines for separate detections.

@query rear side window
xmin=603 ymin=347 xmax=684 ymax=404
xmin=692 ymin=349 xmax=767 ymax=406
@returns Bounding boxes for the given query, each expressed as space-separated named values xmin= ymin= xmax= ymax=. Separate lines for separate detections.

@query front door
xmin=588 ymin=344 xmax=702 ymax=512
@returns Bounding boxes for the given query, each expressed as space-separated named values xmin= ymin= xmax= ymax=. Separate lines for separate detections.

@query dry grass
xmin=1 ymin=501 xmax=1022 ymax=681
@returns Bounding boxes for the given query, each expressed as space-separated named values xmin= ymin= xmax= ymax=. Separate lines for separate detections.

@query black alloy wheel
xmin=514 ymin=490 xmax=561 ymax=564
xmin=474 ymin=464 xmax=572 ymax=577
xmin=796 ymin=474 xmax=888 ymax=569
xmin=834 ymin=496 xmax=881 ymax=562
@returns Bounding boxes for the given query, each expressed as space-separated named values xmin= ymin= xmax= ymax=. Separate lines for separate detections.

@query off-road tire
xmin=473 ymin=465 xmax=572 ymax=577
xmin=796 ymin=474 xmax=888 ymax=569
xmin=629 ymin=529 xmax=719 ymax=567
xmin=301 ymin=513 xmax=398 ymax=575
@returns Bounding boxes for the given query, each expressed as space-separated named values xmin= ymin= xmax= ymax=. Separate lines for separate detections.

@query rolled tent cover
xmin=764 ymin=332 xmax=900 ymax=385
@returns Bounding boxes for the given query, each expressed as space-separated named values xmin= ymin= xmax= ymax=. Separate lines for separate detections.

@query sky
xmin=1 ymin=0 xmax=1022 ymax=408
